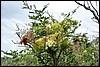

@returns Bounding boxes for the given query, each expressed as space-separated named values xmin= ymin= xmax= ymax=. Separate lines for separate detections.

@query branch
xmin=27 ymin=44 xmax=47 ymax=65
xmin=12 ymin=40 xmax=21 ymax=44
xmin=89 ymin=1 xmax=99 ymax=16
xmin=35 ymin=53 xmax=46 ymax=65
xmin=16 ymin=32 xmax=21 ymax=39
xmin=12 ymin=40 xmax=46 ymax=65
xmin=87 ymin=1 xmax=90 ymax=8
xmin=83 ymin=1 xmax=85 ymax=5
xmin=75 ymin=1 xmax=99 ymax=24
xmin=57 ymin=49 xmax=63 ymax=60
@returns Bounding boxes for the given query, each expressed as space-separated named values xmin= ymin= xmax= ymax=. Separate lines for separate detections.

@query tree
xmin=75 ymin=1 xmax=99 ymax=24
xmin=1 ymin=1 xmax=99 ymax=66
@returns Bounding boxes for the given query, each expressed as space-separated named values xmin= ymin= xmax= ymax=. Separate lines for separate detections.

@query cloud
xmin=1 ymin=18 xmax=27 ymax=55
xmin=1 ymin=1 xmax=29 ymax=21
xmin=1 ymin=1 xmax=30 ymax=57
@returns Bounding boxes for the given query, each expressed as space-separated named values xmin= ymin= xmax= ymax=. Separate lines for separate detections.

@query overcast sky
xmin=1 ymin=1 xmax=99 ymax=57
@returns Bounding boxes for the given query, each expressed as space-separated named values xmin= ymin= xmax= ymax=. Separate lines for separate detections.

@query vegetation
xmin=1 ymin=1 xmax=99 ymax=66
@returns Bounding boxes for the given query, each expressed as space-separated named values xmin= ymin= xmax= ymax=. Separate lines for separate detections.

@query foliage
xmin=1 ymin=1 xmax=99 ymax=66
xmin=1 ymin=48 xmax=42 ymax=66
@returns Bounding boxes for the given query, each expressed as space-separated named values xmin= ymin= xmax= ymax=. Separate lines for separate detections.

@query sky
xmin=1 ymin=1 xmax=99 ymax=57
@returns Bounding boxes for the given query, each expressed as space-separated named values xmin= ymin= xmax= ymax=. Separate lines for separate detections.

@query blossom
xmin=46 ymin=40 xmax=56 ymax=47
xmin=83 ymin=50 xmax=87 ymax=53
